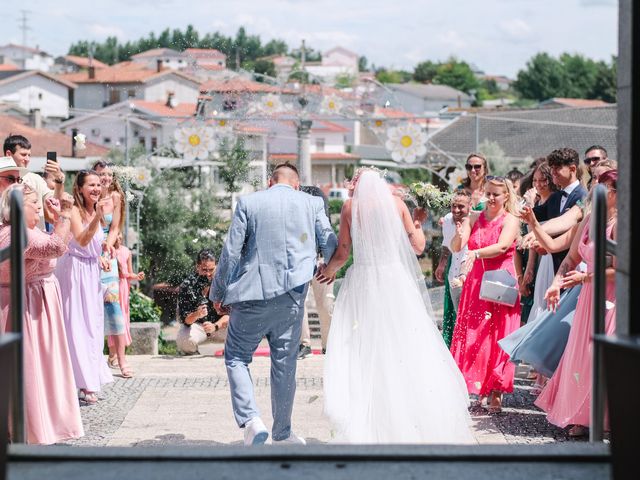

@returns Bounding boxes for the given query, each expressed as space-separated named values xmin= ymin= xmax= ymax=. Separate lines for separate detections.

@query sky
xmin=4 ymin=0 xmax=618 ymax=78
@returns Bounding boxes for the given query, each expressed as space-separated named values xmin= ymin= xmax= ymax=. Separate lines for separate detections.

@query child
xmin=107 ymin=234 xmax=145 ymax=368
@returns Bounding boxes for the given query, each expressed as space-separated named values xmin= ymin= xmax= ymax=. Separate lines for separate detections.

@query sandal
xmin=488 ymin=392 xmax=502 ymax=414
xmin=107 ymin=355 xmax=119 ymax=369
xmin=119 ymin=365 xmax=134 ymax=378
xmin=79 ymin=390 xmax=98 ymax=405
xmin=568 ymin=425 xmax=588 ymax=437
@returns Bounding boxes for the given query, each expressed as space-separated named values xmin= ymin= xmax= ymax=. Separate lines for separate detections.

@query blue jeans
xmin=224 ymin=286 xmax=307 ymax=440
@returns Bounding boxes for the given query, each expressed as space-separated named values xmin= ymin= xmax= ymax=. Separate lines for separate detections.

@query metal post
xmin=590 ymin=184 xmax=607 ymax=442
xmin=9 ymin=190 xmax=26 ymax=443
xmin=297 ymin=119 xmax=312 ymax=185
xmin=475 ymin=114 xmax=480 ymax=152
xmin=124 ymin=115 xmax=130 ymax=246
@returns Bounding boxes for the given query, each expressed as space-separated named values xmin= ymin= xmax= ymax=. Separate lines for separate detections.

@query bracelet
xmin=474 ymin=250 xmax=480 ymax=260
xmin=54 ymin=179 xmax=64 ymax=184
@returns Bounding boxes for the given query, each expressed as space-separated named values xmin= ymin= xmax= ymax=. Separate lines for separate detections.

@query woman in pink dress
xmin=0 ymin=184 xmax=84 ymax=444
xmin=450 ymin=176 xmax=522 ymax=413
xmin=535 ymin=169 xmax=617 ymax=437
xmin=55 ymin=171 xmax=113 ymax=405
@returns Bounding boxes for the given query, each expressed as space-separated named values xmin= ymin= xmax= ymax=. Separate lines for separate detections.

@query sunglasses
xmin=486 ymin=175 xmax=505 ymax=181
xmin=584 ymin=156 xmax=602 ymax=165
xmin=465 ymin=164 xmax=483 ymax=171
xmin=0 ymin=175 xmax=23 ymax=184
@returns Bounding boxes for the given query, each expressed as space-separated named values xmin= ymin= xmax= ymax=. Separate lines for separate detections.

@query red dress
xmin=450 ymin=211 xmax=521 ymax=396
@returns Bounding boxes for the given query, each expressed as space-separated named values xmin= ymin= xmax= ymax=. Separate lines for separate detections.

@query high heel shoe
xmin=107 ymin=355 xmax=119 ymax=369
xmin=79 ymin=389 xmax=98 ymax=405
xmin=119 ymin=365 xmax=134 ymax=378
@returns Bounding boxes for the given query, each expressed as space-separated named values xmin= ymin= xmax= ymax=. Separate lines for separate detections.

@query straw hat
xmin=0 ymin=156 xmax=28 ymax=176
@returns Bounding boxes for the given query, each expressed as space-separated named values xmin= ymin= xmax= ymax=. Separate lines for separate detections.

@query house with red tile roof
xmin=0 ymin=70 xmax=76 ymax=120
xmin=58 ymin=62 xmax=201 ymax=111
xmin=53 ymin=55 xmax=108 ymax=74
xmin=539 ymin=97 xmax=612 ymax=108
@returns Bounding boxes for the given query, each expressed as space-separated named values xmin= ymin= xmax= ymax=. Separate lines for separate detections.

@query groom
xmin=210 ymin=163 xmax=337 ymax=446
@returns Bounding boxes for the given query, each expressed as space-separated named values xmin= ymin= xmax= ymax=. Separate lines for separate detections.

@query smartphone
xmin=46 ymin=151 xmax=57 ymax=162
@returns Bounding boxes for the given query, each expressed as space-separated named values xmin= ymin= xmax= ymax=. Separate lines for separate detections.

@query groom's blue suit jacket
xmin=210 ymin=184 xmax=338 ymax=305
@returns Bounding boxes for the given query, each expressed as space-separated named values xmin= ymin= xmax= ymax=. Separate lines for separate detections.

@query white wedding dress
xmin=323 ymin=171 xmax=475 ymax=444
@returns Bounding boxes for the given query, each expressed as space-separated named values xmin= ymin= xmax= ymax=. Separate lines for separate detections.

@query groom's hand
xmin=214 ymin=302 xmax=230 ymax=315
xmin=315 ymin=263 xmax=336 ymax=285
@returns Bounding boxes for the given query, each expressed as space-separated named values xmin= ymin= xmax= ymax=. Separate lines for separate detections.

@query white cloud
xmin=499 ymin=19 xmax=534 ymax=42
xmin=86 ymin=24 xmax=127 ymax=40
xmin=437 ymin=30 xmax=468 ymax=50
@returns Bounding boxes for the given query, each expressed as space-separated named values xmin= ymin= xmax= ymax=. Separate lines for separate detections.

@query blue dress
xmin=101 ymin=213 xmax=125 ymax=336
xmin=498 ymin=286 xmax=581 ymax=378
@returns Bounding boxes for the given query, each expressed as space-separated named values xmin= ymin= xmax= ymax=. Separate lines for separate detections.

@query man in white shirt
xmin=3 ymin=135 xmax=66 ymax=229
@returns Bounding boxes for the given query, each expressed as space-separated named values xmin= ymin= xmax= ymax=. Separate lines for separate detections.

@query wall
xmin=0 ymin=75 xmax=70 ymax=118
xmin=74 ymin=84 xmax=108 ymax=110
xmin=144 ymin=77 xmax=199 ymax=104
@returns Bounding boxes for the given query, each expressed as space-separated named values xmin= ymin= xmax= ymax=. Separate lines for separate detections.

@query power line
xmin=18 ymin=10 xmax=32 ymax=49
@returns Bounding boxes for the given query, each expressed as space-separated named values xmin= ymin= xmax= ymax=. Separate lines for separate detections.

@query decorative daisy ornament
xmin=320 ymin=94 xmax=343 ymax=115
xmin=174 ymin=125 xmax=217 ymax=161
xmin=385 ymin=122 xmax=427 ymax=163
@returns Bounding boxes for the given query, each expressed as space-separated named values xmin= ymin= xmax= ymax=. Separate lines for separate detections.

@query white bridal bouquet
xmin=408 ymin=182 xmax=454 ymax=214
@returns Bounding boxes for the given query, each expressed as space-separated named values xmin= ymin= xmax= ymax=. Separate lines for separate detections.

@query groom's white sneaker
xmin=273 ymin=432 xmax=307 ymax=445
xmin=244 ymin=417 xmax=269 ymax=446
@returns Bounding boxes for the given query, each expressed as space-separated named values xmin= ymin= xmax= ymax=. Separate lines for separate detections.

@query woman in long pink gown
xmin=0 ymin=184 xmax=84 ymax=444
xmin=535 ymin=170 xmax=617 ymax=437
xmin=450 ymin=176 xmax=522 ymax=413
xmin=113 ymin=236 xmax=145 ymax=346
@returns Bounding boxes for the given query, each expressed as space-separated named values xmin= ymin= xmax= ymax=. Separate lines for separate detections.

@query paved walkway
xmin=63 ymin=346 xmax=579 ymax=447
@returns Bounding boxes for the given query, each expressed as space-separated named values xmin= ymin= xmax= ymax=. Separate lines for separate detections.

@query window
xmin=103 ymin=137 xmax=111 ymax=144
xmin=128 ymin=89 xmax=136 ymax=98
xmin=38 ymin=93 xmax=43 ymax=100
xmin=316 ymin=138 xmax=325 ymax=152
xmin=223 ymin=99 xmax=237 ymax=111
xmin=151 ymin=137 xmax=158 ymax=150
xmin=109 ymin=89 xmax=120 ymax=105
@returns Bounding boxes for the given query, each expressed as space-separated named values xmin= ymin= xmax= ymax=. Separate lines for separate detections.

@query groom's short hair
xmin=272 ymin=162 xmax=299 ymax=179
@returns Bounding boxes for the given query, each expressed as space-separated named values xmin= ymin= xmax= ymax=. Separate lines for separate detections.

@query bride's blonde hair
xmin=486 ymin=176 xmax=518 ymax=215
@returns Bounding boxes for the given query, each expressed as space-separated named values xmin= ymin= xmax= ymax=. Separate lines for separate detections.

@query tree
xmin=217 ymin=138 xmax=252 ymax=194
xmin=559 ymin=53 xmax=598 ymax=98
xmin=413 ymin=60 xmax=438 ymax=83
xmin=375 ymin=68 xmax=411 ymax=84
xmin=358 ymin=55 xmax=368 ymax=72
xmin=334 ymin=73 xmax=356 ymax=88
xmin=591 ymin=56 xmax=617 ymax=103
xmin=433 ymin=58 xmax=479 ymax=94
xmin=247 ymin=59 xmax=276 ymax=80
xmin=513 ymin=53 xmax=568 ymax=101
xmin=479 ymin=140 xmax=510 ymax=176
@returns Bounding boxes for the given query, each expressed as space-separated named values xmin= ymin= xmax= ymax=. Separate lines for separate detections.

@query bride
xmin=317 ymin=168 xmax=474 ymax=444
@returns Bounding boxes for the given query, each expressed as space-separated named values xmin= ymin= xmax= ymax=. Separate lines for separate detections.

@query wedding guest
xmin=591 ymin=160 xmax=617 ymax=186
xmin=583 ymin=145 xmax=608 ymax=183
xmin=0 ymin=156 xmax=27 ymax=196
xmin=176 ymin=249 xmax=229 ymax=355
xmin=3 ymin=135 xmax=66 ymax=229
xmin=0 ymin=184 xmax=84 ymax=444
xmin=450 ymin=176 xmax=521 ymax=413
xmin=436 ymin=189 xmax=471 ymax=348
xmin=299 ymin=185 xmax=334 ymax=359
xmin=506 ymin=168 xmax=524 ymax=194
xmin=114 ymin=233 xmax=145 ymax=353
xmin=55 ymin=170 xmax=113 ymax=404
xmin=535 ymin=170 xmax=618 ymax=437
xmin=460 ymin=153 xmax=488 ymax=210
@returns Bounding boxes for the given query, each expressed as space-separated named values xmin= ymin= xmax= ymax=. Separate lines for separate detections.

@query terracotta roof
xmin=1 ymin=43 xmax=50 ymax=56
xmin=184 ymin=48 xmax=226 ymax=59
xmin=131 ymin=100 xmax=197 ymax=118
xmin=0 ymin=64 xmax=18 ymax=71
xmin=200 ymin=78 xmax=281 ymax=94
xmin=0 ymin=115 xmax=109 ymax=158
xmin=63 ymin=55 xmax=108 ymax=69
xmin=269 ymin=152 xmax=359 ymax=161
xmin=543 ymin=98 xmax=612 ymax=108
xmin=131 ymin=48 xmax=182 ymax=58
xmin=311 ymin=121 xmax=350 ymax=133
xmin=193 ymin=64 xmax=226 ymax=72
xmin=324 ymin=46 xmax=359 ymax=59
xmin=372 ymin=106 xmax=415 ymax=118
xmin=58 ymin=64 xmax=200 ymax=85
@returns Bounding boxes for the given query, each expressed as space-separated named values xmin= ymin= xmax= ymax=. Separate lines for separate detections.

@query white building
xmin=130 ymin=48 xmax=187 ymax=71
xmin=386 ymin=83 xmax=474 ymax=115
xmin=58 ymin=62 xmax=201 ymax=110
xmin=305 ymin=46 xmax=359 ymax=85
xmin=0 ymin=70 xmax=75 ymax=120
xmin=0 ymin=44 xmax=54 ymax=72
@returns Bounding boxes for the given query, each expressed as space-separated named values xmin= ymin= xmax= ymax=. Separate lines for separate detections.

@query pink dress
xmin=450 ymin=211 xmax=521 ymax=396
xmin=108 ymin=245 xmax=132 ymax=347
xmin=535 ymin=216 xmax=616 ymax=428
xmin=0 ymin=225 xmax=84 ymax=444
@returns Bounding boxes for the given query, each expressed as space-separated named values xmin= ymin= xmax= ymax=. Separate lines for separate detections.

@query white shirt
xmin=559 ymin=179 xmax=580 ymax=211
xmin=442 ymin=213 xmax=468 ymax=284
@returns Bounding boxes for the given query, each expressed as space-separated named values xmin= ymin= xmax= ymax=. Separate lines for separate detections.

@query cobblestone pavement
xmin=62 ymin=350 xmax=579 ymax=447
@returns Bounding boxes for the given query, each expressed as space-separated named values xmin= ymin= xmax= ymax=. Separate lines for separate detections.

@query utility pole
xmin=301 ymin=39 xmax=306 ymax=70
xmin=18 ymin=10 xmax=31 ymax=68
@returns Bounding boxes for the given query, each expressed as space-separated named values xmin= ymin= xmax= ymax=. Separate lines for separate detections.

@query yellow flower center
xmin=188 ymin=134 xmax=201 ymax=146
xmin=400 ymin=135 xmax=413 ymax=148
xmin=266 ymin=100 xmax=274 ymax=108
xmin=374 ymin=120 xmax=383 ymax=127
xmin=218 ymin=120 xmax=226 ymax=127
xmin=328 ymin=101 xmax=336 ymax=110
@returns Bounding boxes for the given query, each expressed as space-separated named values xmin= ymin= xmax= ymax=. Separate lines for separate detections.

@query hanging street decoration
xmin=174 ymin=125 xmax=217 ymax=161
xmin=384 ymin=121 xmax=427 ymax=164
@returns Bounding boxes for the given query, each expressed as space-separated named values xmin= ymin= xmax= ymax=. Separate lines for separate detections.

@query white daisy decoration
xmin=132 ymin=167 xmax=151 ymax=187
xmin=384 ymin=122 xmax=427 ymax=164
xmin=174 ymin=125 xmax=217 ymax=161
xmin=74 ymin=133 xmax=87 ymax=150
xmin=367 ymin=118 xmax=387 ymax=135
xmin=320 ymin=94 xmax=343 ymax=115
xmin=249 ymin=93 xmax=286 ymax=115
xmin=448 ymin=167 xmax=467 ymax=187
xmin=212 ymin=118 xmax=233 ymax=138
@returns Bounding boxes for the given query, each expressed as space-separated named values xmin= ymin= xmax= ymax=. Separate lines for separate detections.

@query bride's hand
xmin=315 ymin=263 xmax=336 ymax=285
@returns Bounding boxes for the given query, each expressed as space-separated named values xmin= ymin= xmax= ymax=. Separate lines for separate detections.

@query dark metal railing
xmin=590 ymin=184 xmax=616 ymax=443
xmin=0 ymin=189 xmax=27 ymax=444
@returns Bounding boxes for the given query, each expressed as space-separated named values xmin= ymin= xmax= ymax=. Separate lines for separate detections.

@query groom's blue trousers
xmin=224 ymin=285 xmax=308 ymax=441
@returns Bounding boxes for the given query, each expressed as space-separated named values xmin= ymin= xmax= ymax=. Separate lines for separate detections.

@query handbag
xmin=478 ymin=259 xmax=519 ymax=307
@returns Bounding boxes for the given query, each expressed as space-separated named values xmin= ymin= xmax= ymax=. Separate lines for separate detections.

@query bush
xmin=129 ymin=288 xmax=162 ymax=323
xmin=328 ymin=199 xmax=343 ymax=215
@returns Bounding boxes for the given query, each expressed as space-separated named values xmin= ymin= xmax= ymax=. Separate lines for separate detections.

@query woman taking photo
xmin=55 ymin=170 xmax=113 ymax=404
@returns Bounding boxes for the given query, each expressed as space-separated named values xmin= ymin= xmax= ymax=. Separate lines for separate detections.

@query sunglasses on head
xmin=486 ymin=175 xmax=505 ymax=181
xmin=465 ymin=164 xmax=483 ymax=171
xmin=584 ymin=156 xmax=602 ymax=165
xmin=0 ymin=175 xmax=23 ymax=184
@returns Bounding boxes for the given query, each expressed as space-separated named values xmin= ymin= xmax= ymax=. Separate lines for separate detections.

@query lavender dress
xmin=55 ymin=224 xmax=113 ymax=392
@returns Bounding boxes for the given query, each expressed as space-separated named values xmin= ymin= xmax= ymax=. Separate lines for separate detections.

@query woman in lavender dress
xmin=55 ymin=170 xmax=113 ymax=404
